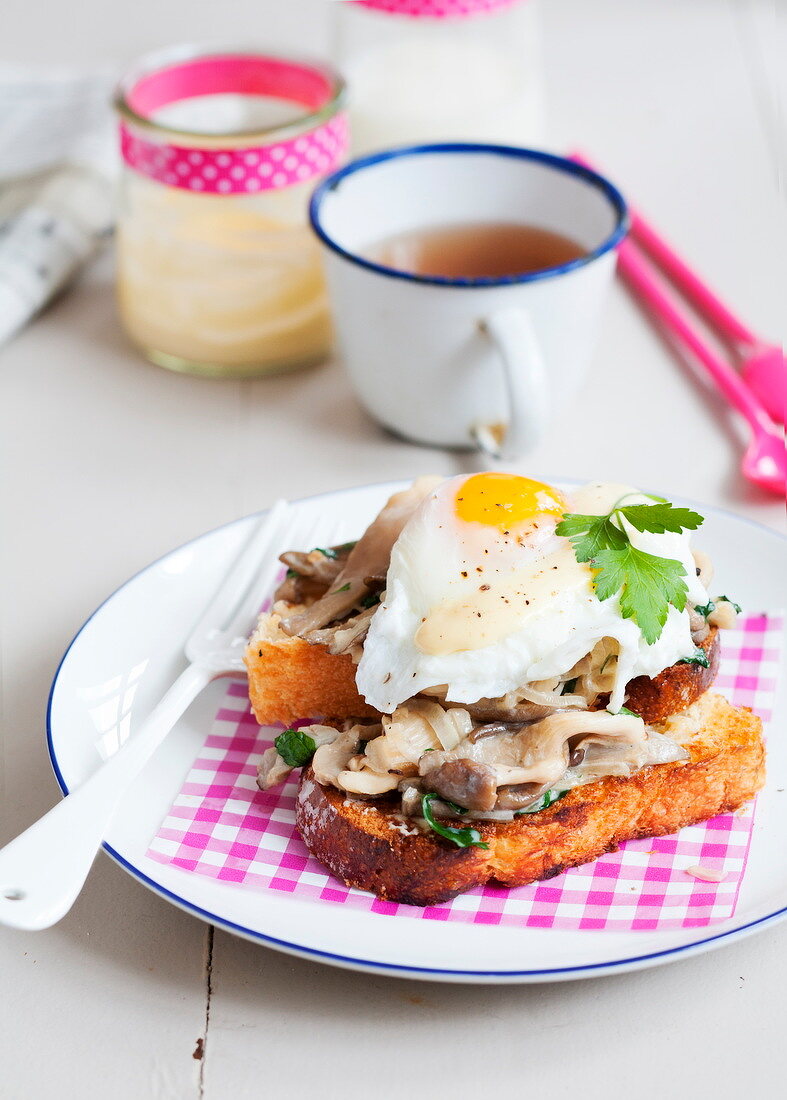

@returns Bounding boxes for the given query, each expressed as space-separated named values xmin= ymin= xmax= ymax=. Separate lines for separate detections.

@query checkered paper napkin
xmin=147 ymin=614 xmax=783 ymax=931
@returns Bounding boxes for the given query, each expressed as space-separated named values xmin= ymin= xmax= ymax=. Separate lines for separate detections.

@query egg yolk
xmin=455 ymin=473 xmax=565 ymax=530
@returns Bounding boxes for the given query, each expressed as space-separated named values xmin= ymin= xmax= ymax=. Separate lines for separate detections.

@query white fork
xmin=0 ymin=502 xmax=337 ymax=931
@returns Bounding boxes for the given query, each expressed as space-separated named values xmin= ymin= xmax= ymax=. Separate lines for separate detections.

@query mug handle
xmin=474 ymin=306 xmax=549 ymax=460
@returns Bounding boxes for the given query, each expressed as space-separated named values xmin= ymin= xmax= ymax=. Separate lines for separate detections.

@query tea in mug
xmin=365 ymin=221 xmax=587 ymax=279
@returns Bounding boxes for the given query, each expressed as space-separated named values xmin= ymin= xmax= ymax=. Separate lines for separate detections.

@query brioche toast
xmin=296 ymin=692 xmax=764 ymax=906
xmin=247 ymin=618 xmax=721 ymax=726
xmin=245 ymin=475 xmax=764 ymax=907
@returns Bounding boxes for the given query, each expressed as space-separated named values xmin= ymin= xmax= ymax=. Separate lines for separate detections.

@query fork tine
xmin=187 ymin=499 xmax=290 ymax=645
xmin=224 ymin=516 xmax=346 ymax=640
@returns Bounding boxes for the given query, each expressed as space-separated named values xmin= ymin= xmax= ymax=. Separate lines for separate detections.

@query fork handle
xmin=0 ymin=663 xmax=212 ymax=931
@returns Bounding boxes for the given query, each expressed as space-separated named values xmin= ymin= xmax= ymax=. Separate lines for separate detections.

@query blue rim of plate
xmin=46 ymin=481 xmax=787 ymax=978
xmin=309 ymin=143 xmax=630 ymax=288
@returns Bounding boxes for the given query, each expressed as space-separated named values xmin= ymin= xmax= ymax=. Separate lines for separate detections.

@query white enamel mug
xmin=309 ymin=144 xmax=628 ymax=457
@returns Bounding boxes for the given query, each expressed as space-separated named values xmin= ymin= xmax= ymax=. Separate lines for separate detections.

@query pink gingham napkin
xmin=147 ymin=614 xmax=783 ymax=931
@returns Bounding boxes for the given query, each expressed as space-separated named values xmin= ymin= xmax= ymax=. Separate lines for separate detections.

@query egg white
xmin=355 ymin=479 xmax=709 ymax=714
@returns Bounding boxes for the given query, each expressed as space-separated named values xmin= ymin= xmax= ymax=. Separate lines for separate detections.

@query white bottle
xmin=334 ymin=0 xmax=544 ymax=155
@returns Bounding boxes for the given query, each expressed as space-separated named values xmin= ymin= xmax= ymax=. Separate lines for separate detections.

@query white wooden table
xmin=1 ymin=1 xmax=784 ymax=1096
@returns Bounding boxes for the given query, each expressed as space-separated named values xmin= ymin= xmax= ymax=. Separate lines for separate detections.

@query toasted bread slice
xmin=246 ymin=612 xmax=379 ymax=725
xmin=295 ymin=691 xmax=764 ymax=906
xmin=245 ymin=611 xmax=719 ymax=726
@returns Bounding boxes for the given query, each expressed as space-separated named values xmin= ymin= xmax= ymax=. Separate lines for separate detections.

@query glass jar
xmin=114 ymin=47 xmax=347 ymax=377
xmin=334 ymin=0 xmax=543 ymax=155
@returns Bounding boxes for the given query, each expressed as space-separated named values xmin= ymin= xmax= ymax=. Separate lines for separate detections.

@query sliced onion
xmin=516 ymin=683 xmax=584 ymax=708
xmin=406 ymin=698 xmax=472 ymax=751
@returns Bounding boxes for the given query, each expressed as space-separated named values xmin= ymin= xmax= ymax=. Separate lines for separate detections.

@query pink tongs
xmin=573 ymin=154 xmax=786 ymax=498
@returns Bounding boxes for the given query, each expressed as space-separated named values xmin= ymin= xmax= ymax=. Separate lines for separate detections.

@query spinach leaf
xmin=274 ymin=729 xmax=317 ymax=768
xmin=421 ymin=793 xmax=489 ymax=849
xmin=515 ymin=789 xmax=565 ymax=815
xmin=439 ymin=796 xmax=468 ymax=815
xmin=678 ymin=649 xmax=711 ymax=668
xmin=694 ymin=600 xmax=716 ymax=619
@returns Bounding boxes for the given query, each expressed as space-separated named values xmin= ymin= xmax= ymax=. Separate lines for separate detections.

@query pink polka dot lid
xmin=352 ymin=0 xmax=523 ymax=17
xmin=115 ymin=51 xmax=348 ymax=195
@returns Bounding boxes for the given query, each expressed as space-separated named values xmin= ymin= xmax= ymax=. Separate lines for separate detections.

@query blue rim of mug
xmin=308 ymin=143 xmax=630 ymax=287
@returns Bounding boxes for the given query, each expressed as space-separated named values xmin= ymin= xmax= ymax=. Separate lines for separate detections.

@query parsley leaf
xmin=333 ymin=582 xmax=351 ymax=593
xmin=695 ymin=600 xmax=716 ymax=619
xmin=618 ymin=706 xmax=639 ymax=717
xmin=421 ymin=793 xmax=489 ymax=849
xmin=553 ymin=512 xmax=627 ymax=562
xmin=591 ymin=543 xmax=689 ymax=644
xmin=274 ymin=729 xmax=317 ymax=767
xmin=617 ymin=502 xmax=704 ymax=535
xmin=556 ymin=498 xmax=704 ymax=645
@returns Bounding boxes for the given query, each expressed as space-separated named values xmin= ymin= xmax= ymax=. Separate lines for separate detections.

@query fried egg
xmin=355 ymin=474 xmax=709 ymax=714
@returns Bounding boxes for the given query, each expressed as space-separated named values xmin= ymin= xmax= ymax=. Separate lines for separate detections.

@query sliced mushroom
xmin=399 ymin=780 xmax=425 ymax=817
xmin=312 ymin=728 xmax=364 ymax=787
xmin=336 ymin=767 xmax=400 ymax=796
xmin=362 ymin=704 xmax=442 ymax=775
xmin=557 ymin=730 xmax=688 ymax=790
xmin=688 ymin=607 xmax=710 ymax=643
xmin=463 ymin=698 xmax=558 ymax=723
xmin=494 ymin=782 xmax=550 ymax=811
xmin=280 ymin=476 xmax=442 ymax=637
xmin=257 ymin=745 xmax=293 ymax=791
xmin=303 ymin=604 xmax=378 ymax=656
xmin=256 ymin=723 xmax=341 ymax=790
xmin=280 ymin=548 xmax=345 ymax=584
xmin=273 ymin=573 xmax=327 ymax=604
xmin=419 ymin=709 xmax=649 ymax=809
xmin=273 ymin=546 xmax=352 ymax=604
xmin=426 ymin=758 xmax=498 ymax=812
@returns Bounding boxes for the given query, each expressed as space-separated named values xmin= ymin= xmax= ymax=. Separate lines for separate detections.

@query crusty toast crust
xmin=246 ymin=622 xmax=378 ymax=725
xmin=245 ymin=611 xmax=719 ymax=726
xmin=624 ymin=627 xmax=719 ymax=722
xmin=295 ymin=692 xmax=764 ymax=906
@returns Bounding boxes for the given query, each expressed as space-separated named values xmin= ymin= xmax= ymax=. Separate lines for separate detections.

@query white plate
xmin=47 ymin=481 xmax=787 ymax=983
